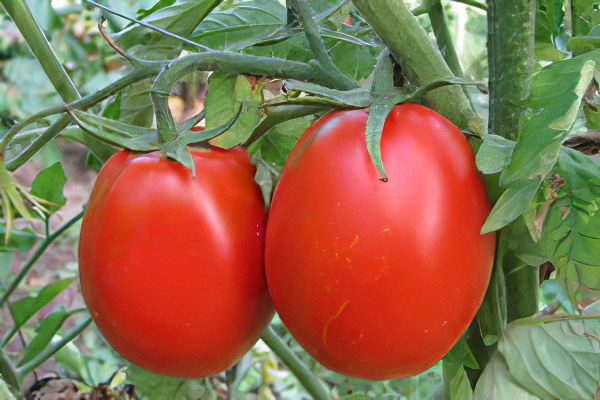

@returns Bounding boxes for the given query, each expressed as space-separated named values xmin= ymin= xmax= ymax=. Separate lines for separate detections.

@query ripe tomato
xmin=79 ymin=147 xmax=273 ymax=378
xmin=265 ymin=104 xmax=495 ymax=379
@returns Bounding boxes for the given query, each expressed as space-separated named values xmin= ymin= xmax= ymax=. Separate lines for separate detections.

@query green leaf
xmin=246 ymin=103 xmax=330 ymax=152
xmin=127 ymin=364 xmax=211 ymax=400
xmin=364 ymin=97 xmax=396 ymax=181
xmin=568 ymin=32 xmax=600 ymax=56
xmin=161 ymin=107 xmax=242 ymax=172
xmin=444 ymin=337 xmax=479 ymax=370
xmin=0 ymin=377 xmax=17 ymax=400
xmin=475 ymin=134 xmax=516 ymax=174
xmin=500 ymin=56 xmax=597 ymax=186
xmin=204 ymin=73 xmax=261 ymax=148
xmin=9 ymin=278 xmax=75 ymax=328
xmin=69 ymin=109 xmax=159 ymax=151
xmin=193 ymin=0 xmax=287 ymax=51
xmin=476 ymin=262 xmax=506 ymax=346
xmin=19 ymin=309 xmax=69 ymax=366
xmin=443 ymin=361 xmax=473 ymax=400
xmin=474 ymin=313 xmax=600 ymax=399
xmin=572 ymin=0 xmax=600 ymax=36
xmin=0 ymin=227 xmax=36 ymax=252
xmin=539 ymin=149 xmax=600 ymax=300
xmin=535 ymin=0 xmax=566 ymax=61
xmin=541 ymin=280 xmax=575 ymax=314
xmin=252 ymin=114 xmax=315 ymax=166
xmin=481 ymin=179 xmax=540 ymax=233
xmin=284 ymin=80 xmax=371 ymax=107
xmin=31 ymin=162 xmax=66 ymax=212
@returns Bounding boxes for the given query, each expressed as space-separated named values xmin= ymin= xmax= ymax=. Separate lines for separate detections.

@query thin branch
xmin=2 ymin=65 xmax=161 ymax=168
xmin=16 ymin=317 xmax=92 ymax=377
xmin=428 ymin=2 xmax=464 ymax=77
xmin=98 ymin=17 xmax=142 ymax=65
xmin=0 ymin=210 xmax=85 ymax=308
xmin=289 ymin=0 xmax=358 ymax=90
xmin=151 ymin=51 xmax=331 ymax=143
xmin=82 ymin=0 xmax=212 ymax=52
xmin=261 ymin=326 xmax=331 ymax=400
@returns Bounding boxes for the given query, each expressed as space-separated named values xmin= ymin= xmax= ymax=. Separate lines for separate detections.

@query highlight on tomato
xmin=265 ymin=104 xmax=495 ymax=380
xmin=78 ymin=147 xmax=273 ymax=378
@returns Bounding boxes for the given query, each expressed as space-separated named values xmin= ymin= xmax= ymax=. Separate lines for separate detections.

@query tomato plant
xmin=0 ymin=0 xmax=598 ymax=399
xmin=79 ymin=148 xmax=273 ymax=378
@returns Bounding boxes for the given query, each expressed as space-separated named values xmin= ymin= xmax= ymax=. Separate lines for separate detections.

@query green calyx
xmin=280 ymin=47 xmax=485 ymax=181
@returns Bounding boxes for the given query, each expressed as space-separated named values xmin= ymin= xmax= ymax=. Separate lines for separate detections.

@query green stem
xmin=261 ymin=326 xmax=331 ymax=400
xmin=6 ymin=115 xmax=71 ymax=171
xmin=0 ymin=65 xmax=161 ymax=153
xmin=289 ymin=0 xmax=358 ymax=91
xmin=83 ymin=0 xmax=212 ymax=52
xmin=487 ymin=0 xmax=535 ymax=140
xmin=151 ymin=51 xmax=334 ymax=143
xmin=16 ymin=317 xmax=92 ymax=377
xmin=414 ymin=0 xmax=487 ymax=15
xmin=0 ymin=210 xmax=85 ymax=308
xmin=353 ymin=0 xmax=484 ymax=135
xmin=428 ymin=2 xmax=463 ymax=77
xmin=487 ymin=0 xmax=537 ymax=321
xmin=1 ymin=0 xmax=80 ymax=102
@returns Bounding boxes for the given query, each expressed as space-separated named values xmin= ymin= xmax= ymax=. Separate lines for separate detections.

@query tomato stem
xmin=289 ymin=0 xmax=359 ymax=91
xmin=353 ymin=0 xmax=484 ymax=135
xmin=261 ymin=326 xmax=332 ymax=400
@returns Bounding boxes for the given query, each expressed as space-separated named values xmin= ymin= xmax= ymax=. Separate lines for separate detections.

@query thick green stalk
xmin=0 ymin=210 xmax=85 ymax=307
xmin=487 ymin=0 xmax=535 ymax=140
xmin=1 ymin=0 xmax=80 ymax=102
xmin=487 ymin=0 xmax=537 ymax=320
xmin=17 ymin=317 xmax=92 ymax=377
xmin=428 ymin=3 xmax=463 ymax=77
xmin=353 ymin=0 xmax=483 ymax=135
xmin=261 ymin=326 xmax=331 ymax=400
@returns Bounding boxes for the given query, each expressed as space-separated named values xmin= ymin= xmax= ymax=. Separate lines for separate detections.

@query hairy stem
xmin=487 ymin=0 xmax=535 ymax=139
xmin=487 ymin=0 xmax=537 ymax=321
xmin=353 ymin=0 xmax=484 ymax=135
xmin=6 ymin=115 xmax=72 ymax=171
xmin=289 ymin=0 xmax=358 ymax=90
xmin=261 ymin=326 xmax=331 ymax=400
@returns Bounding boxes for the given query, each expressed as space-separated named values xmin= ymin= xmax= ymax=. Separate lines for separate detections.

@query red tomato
xmin=265 ymin=104 xmax=495 ymax=379
xmin=79 ymin=147 xmax=273 ymax=378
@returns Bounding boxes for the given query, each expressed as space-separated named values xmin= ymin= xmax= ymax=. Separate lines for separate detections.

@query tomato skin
xmin=265 ymin=104 xmax=495 ymax=380
xmin=79 ymin=147 xmax=273 ymax=378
